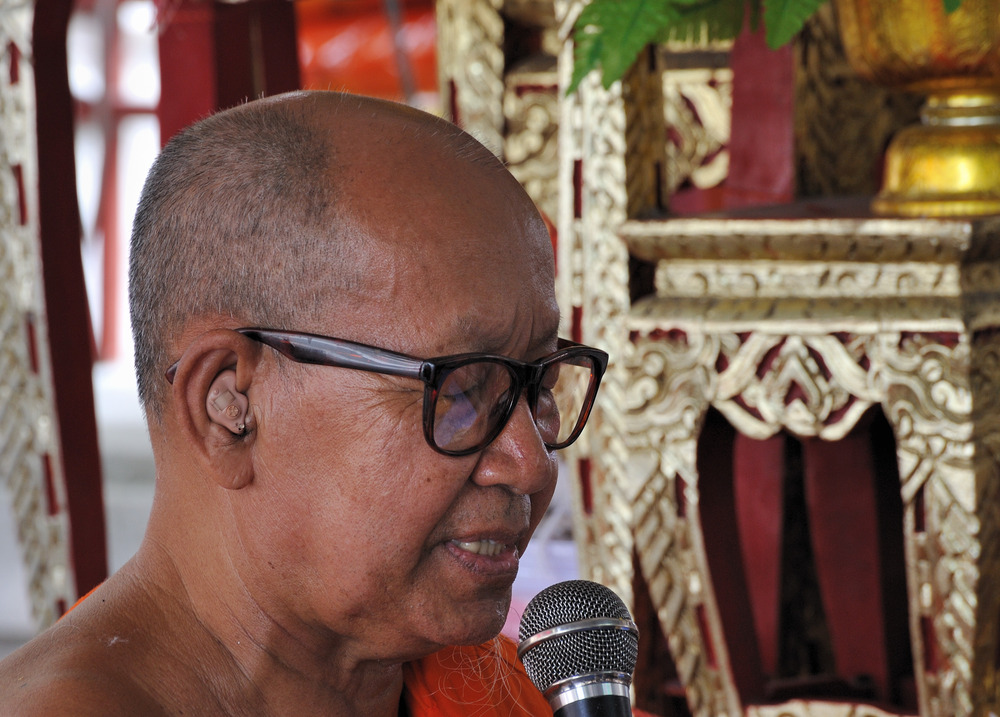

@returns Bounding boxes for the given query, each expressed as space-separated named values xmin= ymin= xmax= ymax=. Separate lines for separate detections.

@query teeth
xmin=453 ymin=539 xmax=506 ymax=557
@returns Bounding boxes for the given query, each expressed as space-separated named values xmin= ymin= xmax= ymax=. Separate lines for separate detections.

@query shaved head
xmin=129 ymin=91 xmax=507 ymax=417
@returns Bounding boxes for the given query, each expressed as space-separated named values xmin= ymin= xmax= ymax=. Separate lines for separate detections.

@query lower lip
xmin=444 ymin=541 xmax=521 ymax=578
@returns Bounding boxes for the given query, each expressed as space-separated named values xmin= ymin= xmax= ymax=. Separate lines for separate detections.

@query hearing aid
xmin=206 ymin=370 xmax=249 ymax=435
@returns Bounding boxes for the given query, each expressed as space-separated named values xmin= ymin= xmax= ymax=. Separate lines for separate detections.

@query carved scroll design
xmin=876 ymin=332 xmax=976 ymax=717
xmin=626 ymin=331 xmax=740 ymax=717
xmin=659 ymin=58 xmax=732 ymax=198
xmin=653 ymin=260 xmax=960 ymax=301
xmin=503 ymin=55 xmax=560 ymax=221
xmin=555 ymin=0 xmax=636 ymax=611
xmin=554 ymin=0 xmax=599 ymax=584
xmin=545 ymin=1 xmax=1000 ymax=713
xmin=875 ymin=330 xmax=1000 ymax=717
xmin=625 ymin=323 xmax=998 ymax=716
xmin=0 ymin=1 xmax=73 ymax=628
xmin=713 ymin=332 xmax=878 ymax=441
xmin=435 ymin=0 xmax=505 ymax=156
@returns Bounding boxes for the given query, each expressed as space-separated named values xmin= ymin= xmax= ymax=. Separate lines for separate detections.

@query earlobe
xmin=207 ymin=370 xmax=249 ymax=436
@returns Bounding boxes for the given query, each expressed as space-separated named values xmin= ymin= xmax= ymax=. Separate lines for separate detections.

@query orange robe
xmin=403 ymin=635 xmax=553 ymax=716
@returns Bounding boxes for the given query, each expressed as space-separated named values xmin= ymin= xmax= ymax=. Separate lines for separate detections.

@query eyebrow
xmin=449 ymin=315 xmax=561 ymax=357
xmin=532 ymin=321 xmax=561 ymax=352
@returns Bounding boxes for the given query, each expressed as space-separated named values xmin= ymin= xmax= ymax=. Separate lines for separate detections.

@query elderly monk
xmin=0 ymin=91 xmax=608 ymax=715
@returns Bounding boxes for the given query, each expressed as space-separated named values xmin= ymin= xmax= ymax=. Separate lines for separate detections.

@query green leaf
xmin=567 ymin=0 xmax=855 ymax=94
xmin=569 ymin=24 xmax=605 ymax=93
xmin=942 ymin=0 xmax=962 ymax=11
xmin=763 ymin=0 xmax=828 ymax=48
xmin=654 ymin=0 xmax=746 ymax=45
xmin=568 ymin=0 xmax=676 ymax=92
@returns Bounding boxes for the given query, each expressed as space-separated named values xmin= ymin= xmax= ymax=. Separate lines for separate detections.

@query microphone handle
xmin=553 ymin=694 xmax=633 ymax=717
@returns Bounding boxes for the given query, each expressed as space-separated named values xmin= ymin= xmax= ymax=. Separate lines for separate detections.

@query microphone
xmin=517 ymin=579 xmax=639 ymax=717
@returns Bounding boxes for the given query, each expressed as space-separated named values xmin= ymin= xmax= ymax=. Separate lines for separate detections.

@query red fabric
xmin=403 ymin=636 xmax=552 ymax=716
xmin=734 ymin=433 xmax=786 ymax=675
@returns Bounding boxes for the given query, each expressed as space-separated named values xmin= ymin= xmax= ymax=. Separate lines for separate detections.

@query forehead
xmin=318 ymin=120 xmax=558 ymax=355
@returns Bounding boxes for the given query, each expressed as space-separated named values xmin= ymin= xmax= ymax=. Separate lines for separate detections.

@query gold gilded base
xmin=874 ymin=95 xmax=1000 ymax=217
xmin=874 ymin=122 xmax=1000 ymax=217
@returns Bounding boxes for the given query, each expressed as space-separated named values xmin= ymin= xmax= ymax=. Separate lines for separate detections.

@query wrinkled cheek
xmin=526 ymin=458 xmax=559 ymax=538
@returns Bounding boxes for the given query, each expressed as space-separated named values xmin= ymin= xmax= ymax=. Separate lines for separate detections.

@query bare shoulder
xmin=0 ymin=574 xmax=191 ymax=716
xmin=0 ymin=620 xmax=167 ymax=716
xmin=0 ymin=563 xmax=282 ymax=716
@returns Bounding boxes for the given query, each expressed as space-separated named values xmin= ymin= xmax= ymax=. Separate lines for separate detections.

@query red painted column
xmin=33 ymin=0 xmax=109 ymax=601
xmin=157 ymin=0 xmax=300 ymax=145
xmin=157 ymin=1 xmax=219 ymax=144
xmin=723 ymin=28 xmax=796 ymax=208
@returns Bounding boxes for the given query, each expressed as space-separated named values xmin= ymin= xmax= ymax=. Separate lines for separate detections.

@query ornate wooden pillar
xmin=1 ymin=0 xmax=108 ymax=628
xmin=436 ymin=0 xmax=561 ymax=222
xmin=551 ymin=0 xmax=943 ymax=713
xmin=157 ymin=0 xmax=300 ymax=143
xmin=436 ymin=0 xmax=505 ymax=156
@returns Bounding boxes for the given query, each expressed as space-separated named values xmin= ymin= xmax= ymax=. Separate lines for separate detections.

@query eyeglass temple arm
xmin=237 ymin=329 xmax=427 ymax=380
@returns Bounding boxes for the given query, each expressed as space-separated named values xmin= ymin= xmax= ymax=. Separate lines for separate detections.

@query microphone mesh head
xmin=517 ymin=579 xmax=639 ymax=693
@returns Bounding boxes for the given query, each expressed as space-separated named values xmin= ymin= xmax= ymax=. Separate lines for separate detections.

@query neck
xmin=124 ymin=519 xmax=408 ymax=716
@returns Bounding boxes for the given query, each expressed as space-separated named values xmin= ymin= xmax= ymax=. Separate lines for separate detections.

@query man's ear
xmin=167 ymin=329 xmax=261 ymax=490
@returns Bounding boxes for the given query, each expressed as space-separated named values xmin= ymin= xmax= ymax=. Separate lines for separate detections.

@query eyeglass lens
xmin=431 ymin=355 xmax=596 ymax=453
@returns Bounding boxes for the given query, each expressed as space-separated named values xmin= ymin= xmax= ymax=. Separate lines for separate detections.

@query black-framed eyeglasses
xmin=166 ymin=328 xmax=608 ymax=457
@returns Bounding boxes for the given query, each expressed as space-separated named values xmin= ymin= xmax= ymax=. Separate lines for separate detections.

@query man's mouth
xmin=450 ymin=538 xmax=510 ymax=557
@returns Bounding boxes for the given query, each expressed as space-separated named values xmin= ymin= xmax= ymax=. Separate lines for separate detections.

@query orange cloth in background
xmin=403 ymin=635 xmax=552 ymax=716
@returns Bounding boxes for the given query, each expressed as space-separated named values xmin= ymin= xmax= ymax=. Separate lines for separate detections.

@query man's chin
xmin=432 ymin=594 xmax=512 ymax=649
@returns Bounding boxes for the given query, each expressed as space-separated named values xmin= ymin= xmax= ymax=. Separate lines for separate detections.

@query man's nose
xmin=472 ymin=396 xmax=557 ymax=496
